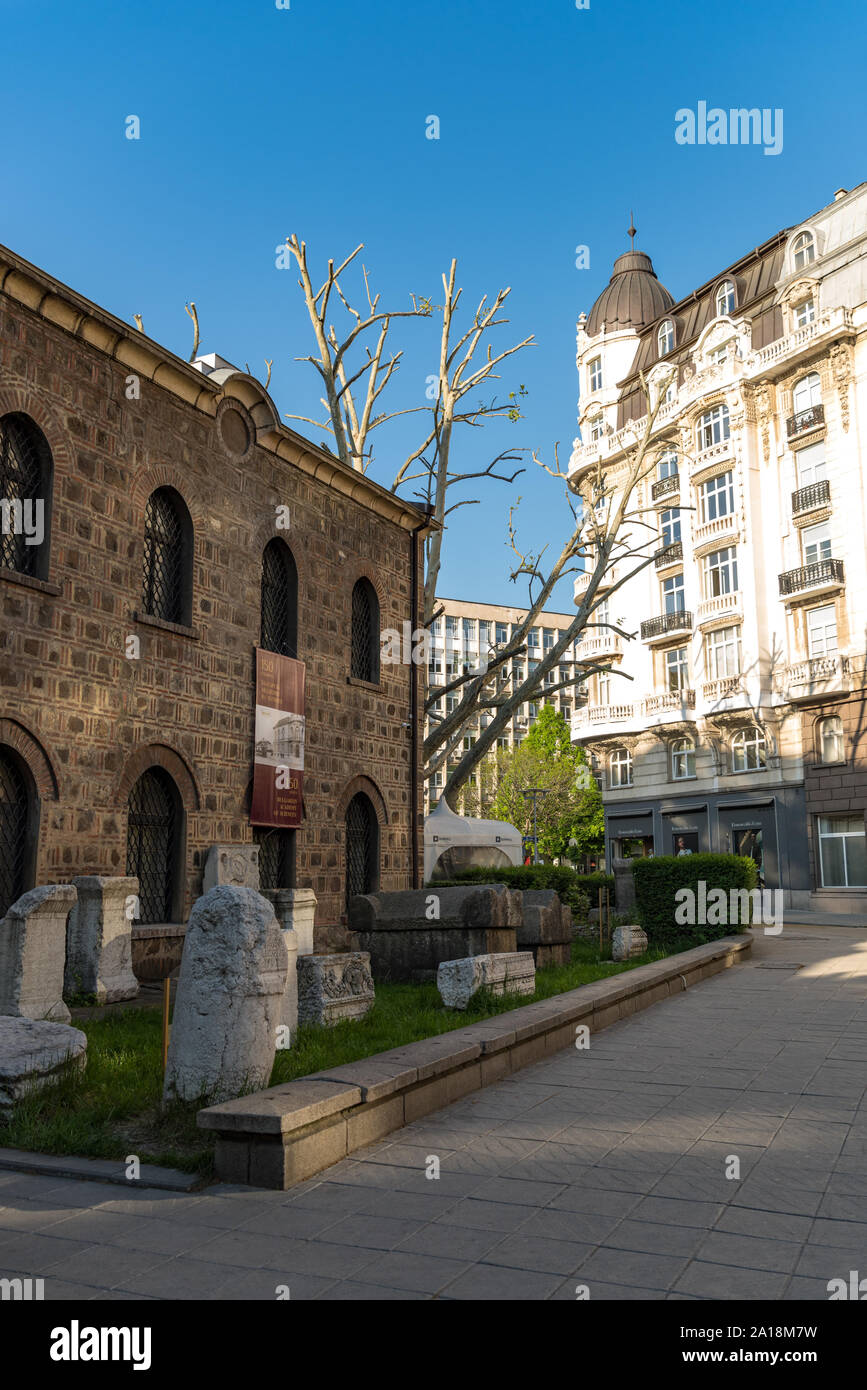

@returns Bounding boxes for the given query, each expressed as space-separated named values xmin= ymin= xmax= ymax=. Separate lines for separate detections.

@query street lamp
xmin=521 ymin=787 xmax=549 ymax=866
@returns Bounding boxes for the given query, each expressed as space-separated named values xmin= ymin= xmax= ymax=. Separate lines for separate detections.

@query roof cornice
xmin=0 ymin=242 xmax=437 ymax=535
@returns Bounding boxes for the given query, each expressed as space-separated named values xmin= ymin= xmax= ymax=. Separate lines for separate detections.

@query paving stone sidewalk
xmin=2 ymin=925 xmax=867 ymax=1301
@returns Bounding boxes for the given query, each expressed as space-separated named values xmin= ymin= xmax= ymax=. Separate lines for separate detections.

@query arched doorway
xmin=0 ymin=745 xmax=32 ymax=918
xmin=345 ymin=792 xmax=379 ymax=909
xmin=126 ymin=767 xmax=182 ymax=923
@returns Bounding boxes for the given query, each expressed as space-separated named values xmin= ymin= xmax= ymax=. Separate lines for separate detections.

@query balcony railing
xmin=640 ymin=610 xmax=693 ymax=640
xmin=792 ymin=479 xmax=831 ymax=515
xmin=651 ymin=474 xmax=680 ymax=501
xmin=645 ymin=690 xmax=696 ymax=714
xmin=778 ymin=558 xmax=844 ymax=596
xmin=654 ymin=541 xmax=683 ymax=568
xmin=787 ymin=403 xmax=825 ymax=438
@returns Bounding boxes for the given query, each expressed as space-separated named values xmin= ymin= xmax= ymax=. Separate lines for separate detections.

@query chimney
xmin=834 ymin=188 xmax=848 ymax=201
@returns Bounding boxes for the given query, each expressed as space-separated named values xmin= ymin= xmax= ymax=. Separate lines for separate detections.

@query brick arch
xmin=0 ymin=717 xmax=60 ymax=800
xmin=335 ymin=774 xmax=389 ymax=826
xmin=346 ymin=560 xmax=385 ymax=611
xmin=115 ymin=743 xmax=202 ymax=813
xmin=0 ymin=380 xmax=74 ymax=482
xmin=128 ymin=463 xmax=206 ymax=538
xmin=250 ymin=517 xmax=304 ymax=587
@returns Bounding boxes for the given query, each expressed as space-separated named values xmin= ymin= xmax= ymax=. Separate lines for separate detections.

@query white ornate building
xmin=569 ymin=184 xmax=867 ymax=915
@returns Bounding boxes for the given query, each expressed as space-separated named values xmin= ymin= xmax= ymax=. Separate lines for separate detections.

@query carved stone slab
xmin=203 ymin=845 xmax=260 ymax=895
xmin=297 ymin=952 xmax=375 ymax=1028
xmin=65 ymin=876 xmax=140 ymax=1004
xmin=611 ymin=925 xmax=649 ymax=961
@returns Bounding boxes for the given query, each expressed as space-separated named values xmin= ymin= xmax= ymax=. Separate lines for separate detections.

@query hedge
xmin=427 ymin=864 xmax=614 ymax=921
xmin=631 ymin=853 xmax=759 ymax=947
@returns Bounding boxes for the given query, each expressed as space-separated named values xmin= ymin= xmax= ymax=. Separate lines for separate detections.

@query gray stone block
xmin=612 ymin=925 xmax=649 ymax=961
xmin=65 ymin=876 xmax=139 ymax=1004
xmin=350 ymin=885 xmax=520 ymax=982
xmin=297 ymin=952 xmax=374 ymax=1027
xmin=0 ymin=1016 xmax=87 ymax=1108
xmin=202 ymin=845 xmax=260 ymax=895
xmin=163 ymin=885 xmax=288 ymax=1104
xmin=0 ymin=885 xmax=77 ymax=1022
xmin=438 ymin=952 xmax=536 ymax=1010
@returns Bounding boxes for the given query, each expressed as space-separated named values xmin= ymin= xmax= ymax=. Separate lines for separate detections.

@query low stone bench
xmin=198 ymin=934 xmax=752 ymax=1189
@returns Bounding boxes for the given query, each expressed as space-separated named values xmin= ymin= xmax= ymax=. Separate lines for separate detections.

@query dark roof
xmin=614 ymin=232 xmax=789 ymax=427
xmin=586 ymin=250 xmax=675 ymax=336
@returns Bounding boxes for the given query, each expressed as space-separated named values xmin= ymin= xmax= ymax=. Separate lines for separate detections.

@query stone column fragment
xmin=65 ymin=876 xmax=140 ymax=1004
xmin=0 ymin=885 xmax=77 ymax=1022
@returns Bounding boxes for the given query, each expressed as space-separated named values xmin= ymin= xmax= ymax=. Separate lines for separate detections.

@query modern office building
xmin=569 ymin=185 xmax=867 ymax=914
xmin=425 ymin=597 xmax=583 ymax=813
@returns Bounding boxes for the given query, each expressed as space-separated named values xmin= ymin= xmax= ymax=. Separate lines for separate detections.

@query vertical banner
xmin=251 ymin=649 xmax=305 ymax=827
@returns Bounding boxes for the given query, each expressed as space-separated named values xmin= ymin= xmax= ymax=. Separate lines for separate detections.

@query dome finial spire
xmin=628 ymin=212 xmax=637 ymax=249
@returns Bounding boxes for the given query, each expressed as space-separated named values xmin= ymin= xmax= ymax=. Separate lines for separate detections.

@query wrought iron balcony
xmin=787 ymin=403 xmax=824 ymax=438
xmin=792 ymin=479 xmax=831 ymax=515
xmin=654 ymin=541 xmax=683 ymax=568
xmin=651 ymin=473 xmax=680 ymax=501
xmin=778 ymin=558 xmax=844 ymax=596
xmin=640 ymin=610 xmax=693 ymax=640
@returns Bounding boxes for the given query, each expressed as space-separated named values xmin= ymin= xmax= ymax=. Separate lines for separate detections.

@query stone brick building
xmin=0 ymin=242 xmax=432 ymax=969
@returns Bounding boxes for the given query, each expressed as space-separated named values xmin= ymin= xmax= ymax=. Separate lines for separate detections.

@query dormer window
xmin=792 ymin=231 xmax=816 ymax=271
xmin=588 ymin=357 xmax=603 ymax=392
xmin=658 ymin=319 xmax=675 ymax=355
xmin=715 ymin=281 xmax=736 ymax=317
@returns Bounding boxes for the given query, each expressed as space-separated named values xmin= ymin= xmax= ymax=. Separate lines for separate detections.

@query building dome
xmin=586 ymin=248 xmax=674 ymax=337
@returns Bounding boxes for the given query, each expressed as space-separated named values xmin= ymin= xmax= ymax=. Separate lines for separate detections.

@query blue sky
xmin=2 ymin=0 xmax=864 ymax=610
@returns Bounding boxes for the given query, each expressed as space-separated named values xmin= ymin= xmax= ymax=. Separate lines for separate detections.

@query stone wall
xmin=0 ymin=251 xmax=426 ymax=944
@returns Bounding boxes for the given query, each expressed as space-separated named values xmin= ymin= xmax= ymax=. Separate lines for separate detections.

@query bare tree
xmin=428 ymin=372 xmax=678 ymax=805
xmin=282 ymin=235 xmax=432 ymax=473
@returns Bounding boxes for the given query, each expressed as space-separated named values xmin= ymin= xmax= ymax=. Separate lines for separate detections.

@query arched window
xmin=731 ymin=727 xmax=766 ymax=773
xmin=697 ymin=404 xmax=731 ymax=452
xmin=142 ymin=488 xmax=192 ymax=625
xmin=0 ymin=413 xmax=52 ymax=580
xmin=0 ymin=745 xmax=35 ymax=918
xmin=793 ymin=372 xmax=822 ymax=414
xmin=126 ymin=767 xmax=182 ymax=924
xmin=260 ymin=539 xmax=298 ymax=658
xmin=658 ymin=319 xmax=675 ymax=355
xmin=254 ymin=826 xmax=297 ymax=891
xmin=819 ymin=716 xmax=844 ymax=765
xmin=671 ymin=738 xmax=695 ymax=780
xmin=345 ymin=792 xmax=379 ymax=908
xmin=609 ymin=748 xmax=633 ymax=788
xmin=351 ymin=578 xmax=380 ymax=683
xmin=792 ymin=231 xmax=816 ymax=271
xmin=715 ymin=281 xmax=736 ymax=317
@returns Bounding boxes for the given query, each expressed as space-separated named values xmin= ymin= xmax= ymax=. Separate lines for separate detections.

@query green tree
xmin=489 ymin=705 xmax=603 ymax=861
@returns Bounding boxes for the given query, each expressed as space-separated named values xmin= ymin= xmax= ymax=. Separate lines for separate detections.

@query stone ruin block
xmin=0 ymin=885 xmax=77 ymax=1022
xmin=349 ymin=884 xmax=521 ymax=982
xmin=437 ymin=951 xmax=536 ymax=1011
xmin=297 ymin=952 xmax=375 ymax=1028
xmin=264 ymin=887 xmax=317 ymax=958
xmin=0 ymin=1017 xmax=87 ymax=1110
xmin=612 ymin=858 xmax=637 ymax=914
xmin=611 ymin=924 xmax=649 ymax=961
xmin=163 ymin=885 xmax=288 ymax=1105
xmin=64 ymin=876 xmax=140 ymax=1004
xmin=516 ymin=889 xmax=573 ymax=968
xmin=202 ymin=844 xmax=260 ymax=895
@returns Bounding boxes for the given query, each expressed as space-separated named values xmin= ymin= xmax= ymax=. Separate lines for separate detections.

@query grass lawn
xmin=1 ymin=939 xmax=670 ymax=1177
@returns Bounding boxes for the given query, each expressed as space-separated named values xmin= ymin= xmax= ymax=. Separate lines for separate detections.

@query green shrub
xmin=632 ymin=854 xmax=759 ymax=947
xmin=429 ymin=864 xmax=613 ymax=921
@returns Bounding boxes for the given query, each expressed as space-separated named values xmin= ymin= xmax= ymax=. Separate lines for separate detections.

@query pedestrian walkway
xmin=2 ymin=926 xmax=867 ymax=1300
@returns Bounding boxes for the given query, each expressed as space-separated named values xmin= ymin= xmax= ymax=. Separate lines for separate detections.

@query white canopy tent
xmin=424 ymin=797 xmax=524 ymax=882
